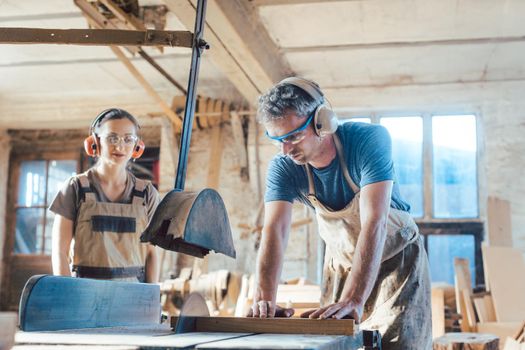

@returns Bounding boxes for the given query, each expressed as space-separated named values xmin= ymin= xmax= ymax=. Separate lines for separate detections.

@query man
xmin=250 ymin=77 xmax=431 ymax=350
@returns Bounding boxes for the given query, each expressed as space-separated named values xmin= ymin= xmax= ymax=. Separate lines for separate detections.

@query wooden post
xmin=433 ymin=333 xmax=499 ymax=350
xmin=230 ymin=110 xmax=249 ymax=181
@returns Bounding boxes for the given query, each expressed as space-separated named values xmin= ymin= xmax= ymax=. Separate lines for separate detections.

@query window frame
xmin=341 ymin=111 xmax=484 ymax=285
xmin=5 ymin=151 xmax=81 ymax=257
xmin=1 ymin=150 xmax=81 ymax=310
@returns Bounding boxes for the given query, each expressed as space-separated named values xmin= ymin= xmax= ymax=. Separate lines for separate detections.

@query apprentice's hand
xmin=300 ymin=299 xmax=363 ymax=322
xmin=247 ymin=300 xmax=295 ymax=318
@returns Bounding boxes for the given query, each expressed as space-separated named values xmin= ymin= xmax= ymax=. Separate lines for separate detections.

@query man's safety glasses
xmin=265 ymin=113 xmax=313 ymax=146
xmin=102 ymin=134 xmax=138 ymax=146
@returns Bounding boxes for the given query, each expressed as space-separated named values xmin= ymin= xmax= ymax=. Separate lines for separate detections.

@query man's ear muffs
xmin=277 ymin=77 xmax=338 ymax=137
xmin=84 ymin=108 xmax=145 ymax=159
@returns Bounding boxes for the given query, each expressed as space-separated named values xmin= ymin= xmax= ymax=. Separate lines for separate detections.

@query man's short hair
xmin=257 ymin=81 xmax=323 ymax=123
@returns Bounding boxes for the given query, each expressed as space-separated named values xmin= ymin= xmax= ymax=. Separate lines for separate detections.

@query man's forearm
xmin=340 ymin=221 xmax=387 ymax=305
xmin=255 ymin=228 xmax=287 ymax=302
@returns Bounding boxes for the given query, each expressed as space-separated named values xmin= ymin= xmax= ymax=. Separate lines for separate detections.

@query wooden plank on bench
xmin=171 ymin=316 xmax=355 ymax=336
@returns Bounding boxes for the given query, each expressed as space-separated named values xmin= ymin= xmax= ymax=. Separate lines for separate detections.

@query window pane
xmin=427 ymin=234 xmax=475 ymax=286
xmin=17 ymin=161 xmax=46 ymax=206
xmin=14 ymin=208 xmax=45 ymax=254
xmin=432 ymin=115 xmax=478 ymax=218
xmin=47 ymin=160 xmax=77 ymax=204
xmin=380 ymin=117 xmax=424 ymax=217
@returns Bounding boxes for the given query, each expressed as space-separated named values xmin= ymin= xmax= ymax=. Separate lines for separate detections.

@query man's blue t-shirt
xmin=264 ymin=122 xmax=411 ymax=212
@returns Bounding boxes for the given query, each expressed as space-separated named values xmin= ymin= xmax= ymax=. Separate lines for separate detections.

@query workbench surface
xmin=14 ymin=325 xmax=365 ymax=350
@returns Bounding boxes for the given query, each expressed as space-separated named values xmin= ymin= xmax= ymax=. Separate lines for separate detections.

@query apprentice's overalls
xmin=71 ymin=172 xmax=148 ymax=282
xmin=305 ymin=134 xmax=432 ymax=350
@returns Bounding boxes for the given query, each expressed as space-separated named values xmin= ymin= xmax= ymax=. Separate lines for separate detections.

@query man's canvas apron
xmin=305 ymin=134 xmax=432 ymax=350
xmin=71 ymin=172 xmax=148 ymax=282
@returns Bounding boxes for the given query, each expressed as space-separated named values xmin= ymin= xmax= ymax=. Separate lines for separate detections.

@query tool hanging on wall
xmin=140 ymin=0 xmax=236 ymax=260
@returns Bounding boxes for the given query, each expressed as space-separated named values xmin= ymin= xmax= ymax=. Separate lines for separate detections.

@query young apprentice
xmin=250 ymin=78 xmax=431 ymax=350
xmin=50 ymin=108 xmax=159 ymax=283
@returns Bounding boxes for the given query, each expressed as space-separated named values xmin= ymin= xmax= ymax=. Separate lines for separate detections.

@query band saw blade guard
xmin=140 ymin=0 xmax=235 ymax=260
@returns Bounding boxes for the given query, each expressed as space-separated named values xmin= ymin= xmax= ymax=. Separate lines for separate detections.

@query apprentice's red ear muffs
xmin=277 ymin=77 xmax=339 ymax=138
xmin=132 ymin=140 xmax=145 ymax=159
xmin=83 ymin=134 xmax=100 ymax=157
xmin=83 ymin=108 xmax=145 ymax=159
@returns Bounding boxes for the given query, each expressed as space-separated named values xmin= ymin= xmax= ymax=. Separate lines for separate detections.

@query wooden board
xmin=170 ymin=316 xmax=355 ymax=336
xmin=462 ymin=289 xmax=477 ymax=331
xmin=473 ymin=295 xmax=497 ymax=323
xmin=487 ymin=196 xmax=513 ymax=247
xmin=482 ymin=246 xmax=525 ymax=322
xmin=432 ymin=288 xmax=445 ymax=338
xmin=196 ymin=96 xmax=208 ymax=130
xmin=19 ymin=275 xmax=161 ymax=331
xmin=454 ymin=258 xmax=474 ymax=331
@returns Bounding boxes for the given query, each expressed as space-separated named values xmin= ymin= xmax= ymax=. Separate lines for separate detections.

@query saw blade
xmin=174 ymin=292 xmax=210 ymax=334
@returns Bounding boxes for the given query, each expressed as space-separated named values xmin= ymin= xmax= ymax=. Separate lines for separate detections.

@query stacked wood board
xmin=481 ymin=246 xmax=525 ymax=323
xmin=451 ymin=249 xmax=524 ymax=349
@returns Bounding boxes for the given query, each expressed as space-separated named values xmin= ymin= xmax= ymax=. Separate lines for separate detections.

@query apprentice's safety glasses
xmin=265 ymin=113 xmax=313 ymax=146
xmin=102 ymin=134 xmax=138 ymax=146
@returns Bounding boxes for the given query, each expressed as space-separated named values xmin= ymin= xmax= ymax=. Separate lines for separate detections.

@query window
xmin=344 ymin=114 xmax=482 ymax=286
xmin=427 ymin=235 xmax=475 ymax=287
xmin=432 ymin=115 xmax=478 ymax=218
xmin=380 ymin=117 xmax=424 ymax=217
xmin=14 ymin=160 xmax=77 ymax=255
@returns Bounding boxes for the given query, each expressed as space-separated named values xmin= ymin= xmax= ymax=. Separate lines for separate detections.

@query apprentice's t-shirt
xmin=264 ymin=121 xmax=411 ymax=212
xmin=49 ymin=168 xmax=160 ymax=228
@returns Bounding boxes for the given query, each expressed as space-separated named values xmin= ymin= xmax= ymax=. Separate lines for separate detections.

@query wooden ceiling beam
xmin=163 ymin=0 xmax=291 ymax=105
xmin=0 ymin=27 xmax=192 ymax=47
xmin=74 ymin=0 xmax=184 ymax=130
xmin=282 ymin=35 xmax=525 ymax=53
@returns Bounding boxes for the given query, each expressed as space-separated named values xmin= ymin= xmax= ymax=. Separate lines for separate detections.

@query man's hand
xmin=247 ymin=300 xmax=295 ymax=318
xmin=300 ymin=299 xmax=363 ymax=322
